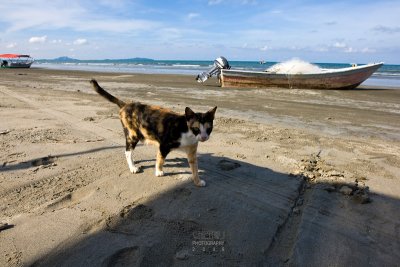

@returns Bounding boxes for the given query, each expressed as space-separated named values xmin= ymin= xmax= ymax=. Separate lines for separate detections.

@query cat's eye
xmin=192 ymin=127 xmax=200 ymax=134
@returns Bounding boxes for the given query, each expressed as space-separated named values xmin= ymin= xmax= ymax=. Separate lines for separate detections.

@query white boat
xmin=197 ymin=57 xmax=383 ymax=90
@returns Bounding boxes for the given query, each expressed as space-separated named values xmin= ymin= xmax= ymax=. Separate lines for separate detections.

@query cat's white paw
xmin=155 ymin=170 xmax=164 ymax=177
xmin=196 ymin=179 xmax=206 ymax=187
xmin=129 ymin=165 xmax=140 ymax=174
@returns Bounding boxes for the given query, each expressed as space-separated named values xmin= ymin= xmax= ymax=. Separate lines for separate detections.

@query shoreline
xmin=1 ymin=68 xmax=400 ymax=266
xmin=13 ymin=66 xmax=400 ymax=90
xmin=31 ymin=64 xmax=400 ymax=89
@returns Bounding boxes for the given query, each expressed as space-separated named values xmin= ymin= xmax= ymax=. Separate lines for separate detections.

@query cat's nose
xmin=200 ymin=135 xmax=208 ymax=142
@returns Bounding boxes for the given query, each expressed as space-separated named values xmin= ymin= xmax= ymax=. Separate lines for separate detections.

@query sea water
xmin=34 ymin=58 xmax=400 ymax=88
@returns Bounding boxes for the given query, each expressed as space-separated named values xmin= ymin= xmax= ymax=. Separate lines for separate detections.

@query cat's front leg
xmin=186 ymin=144 xmax=206 ymax=187
xmin=156 ymin=148 xmax=169 ymax=177
xmin=125 ymin=150 xmax=140 ymax=173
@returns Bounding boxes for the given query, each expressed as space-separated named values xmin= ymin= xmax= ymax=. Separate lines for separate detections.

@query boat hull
xmin=1 ymin=54 xmax=34 ymax=69
xmin=221 ymin=63 xmax=383 ymax=89
xmin=1 ymin=62 xmax=33 ymax=68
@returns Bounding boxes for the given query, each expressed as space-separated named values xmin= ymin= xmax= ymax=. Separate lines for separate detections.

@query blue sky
xmin=1 ymin=0 xmax=399 ymax=63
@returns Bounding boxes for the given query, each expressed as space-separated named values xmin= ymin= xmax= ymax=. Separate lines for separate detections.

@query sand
xmin=1 ymin=68 xmax=399 ymax=266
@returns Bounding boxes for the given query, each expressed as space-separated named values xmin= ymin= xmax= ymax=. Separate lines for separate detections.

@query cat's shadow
xmin=135 ymin=157 xmax=191 ymax=176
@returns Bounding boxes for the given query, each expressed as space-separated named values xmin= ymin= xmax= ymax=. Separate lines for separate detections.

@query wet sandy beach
xmin=1 ymin=68 xmax=399 ymax=266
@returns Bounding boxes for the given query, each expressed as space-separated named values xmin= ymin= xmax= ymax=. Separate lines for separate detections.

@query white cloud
xmin=73 ymin=38 xmax=88 ymax=45
xmin=289 ymin=46 xmax=303 ymax=51
xmin=157 ymin=28 xmax=182 ymax=40
xmin=208 ymin=0 xmax=223 ymax=5
xmin=316 ymin=47 xmax=328 ymax=52
xmin=0 ymin=1 xmax=160 ymax=34
xmin=237 ymin=29 xmax=275 ymax=42
xmin=333 ymin=42 xmax=346 ymax=48
xmin=332 ymin=42 xmax=358 ymax=53
xmin=1 ymin=2 xmax=85 ymax=33
xmin=99 ymin=0 xmax=125 ymax=9
xmin=372 ymin=25 xmax=400 ymax=34
xmin=0 ymin=1 xmax=397 ymax=62
xmin=187 ymin=13 xmax=199 ymax=20
xmin=76 ymin=19 xmax=160 ymax=33
xmin=344 ymin=47 xmax=356 ymax=53
xmin=208 ymin=0 xmax=255 ymax=5
xmin=361 ymin=47 xmax=376 ymax=53
xmin=241 ymin=0 xmax=257 ymax=5
xmin=6 ymin=43 xmax=17 ymax=48
xmin=29 ymin=35 xmax=47 ymax=43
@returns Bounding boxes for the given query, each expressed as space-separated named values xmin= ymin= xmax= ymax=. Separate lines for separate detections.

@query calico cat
xmin=90 ymin=79 xmax=216 ymax=187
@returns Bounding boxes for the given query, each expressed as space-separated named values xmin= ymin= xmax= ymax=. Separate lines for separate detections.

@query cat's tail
xmin=90 ymin=79 xmax=126 ymax=108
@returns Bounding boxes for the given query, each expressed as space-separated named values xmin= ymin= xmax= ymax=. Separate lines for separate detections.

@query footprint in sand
xmin=217 ymin=159 xmax=241 ymax=171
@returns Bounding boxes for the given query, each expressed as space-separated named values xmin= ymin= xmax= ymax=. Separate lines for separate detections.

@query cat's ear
xmin=207 ymin=106 xmax=217 ymax=120
xmin=185 ymin=107 xmax=196 ymax=121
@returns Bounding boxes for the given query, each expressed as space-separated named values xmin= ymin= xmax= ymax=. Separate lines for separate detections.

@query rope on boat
xmin=286 ymin=73 xmax=293 ymax=89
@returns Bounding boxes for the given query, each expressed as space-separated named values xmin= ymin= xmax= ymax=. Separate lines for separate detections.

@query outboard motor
xmin=196 ymin=56 xmax=230 ymax=83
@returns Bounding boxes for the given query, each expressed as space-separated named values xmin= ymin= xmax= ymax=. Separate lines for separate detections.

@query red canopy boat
xmin=0 ymin=54 xmax=34 ymax=68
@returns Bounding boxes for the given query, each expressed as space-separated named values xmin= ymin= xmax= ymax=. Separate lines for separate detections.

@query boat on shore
xmin=0 ymin=54 xmax=34 ymax=68
xmin=197 ymin=57 xmax=383 ymax=90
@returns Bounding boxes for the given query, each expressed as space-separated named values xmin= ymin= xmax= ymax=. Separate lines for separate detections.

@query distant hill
xmin=51 ymin=56 xmax=80 ymax=62
xmin=37 ymin=56 xmax=154 ymax=62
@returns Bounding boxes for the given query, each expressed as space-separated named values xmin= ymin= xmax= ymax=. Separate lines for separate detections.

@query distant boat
xmin=0 ymin=54 xmax=34 ymax=68
xmin=197 ymin=57 xmax=383 ymax=90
